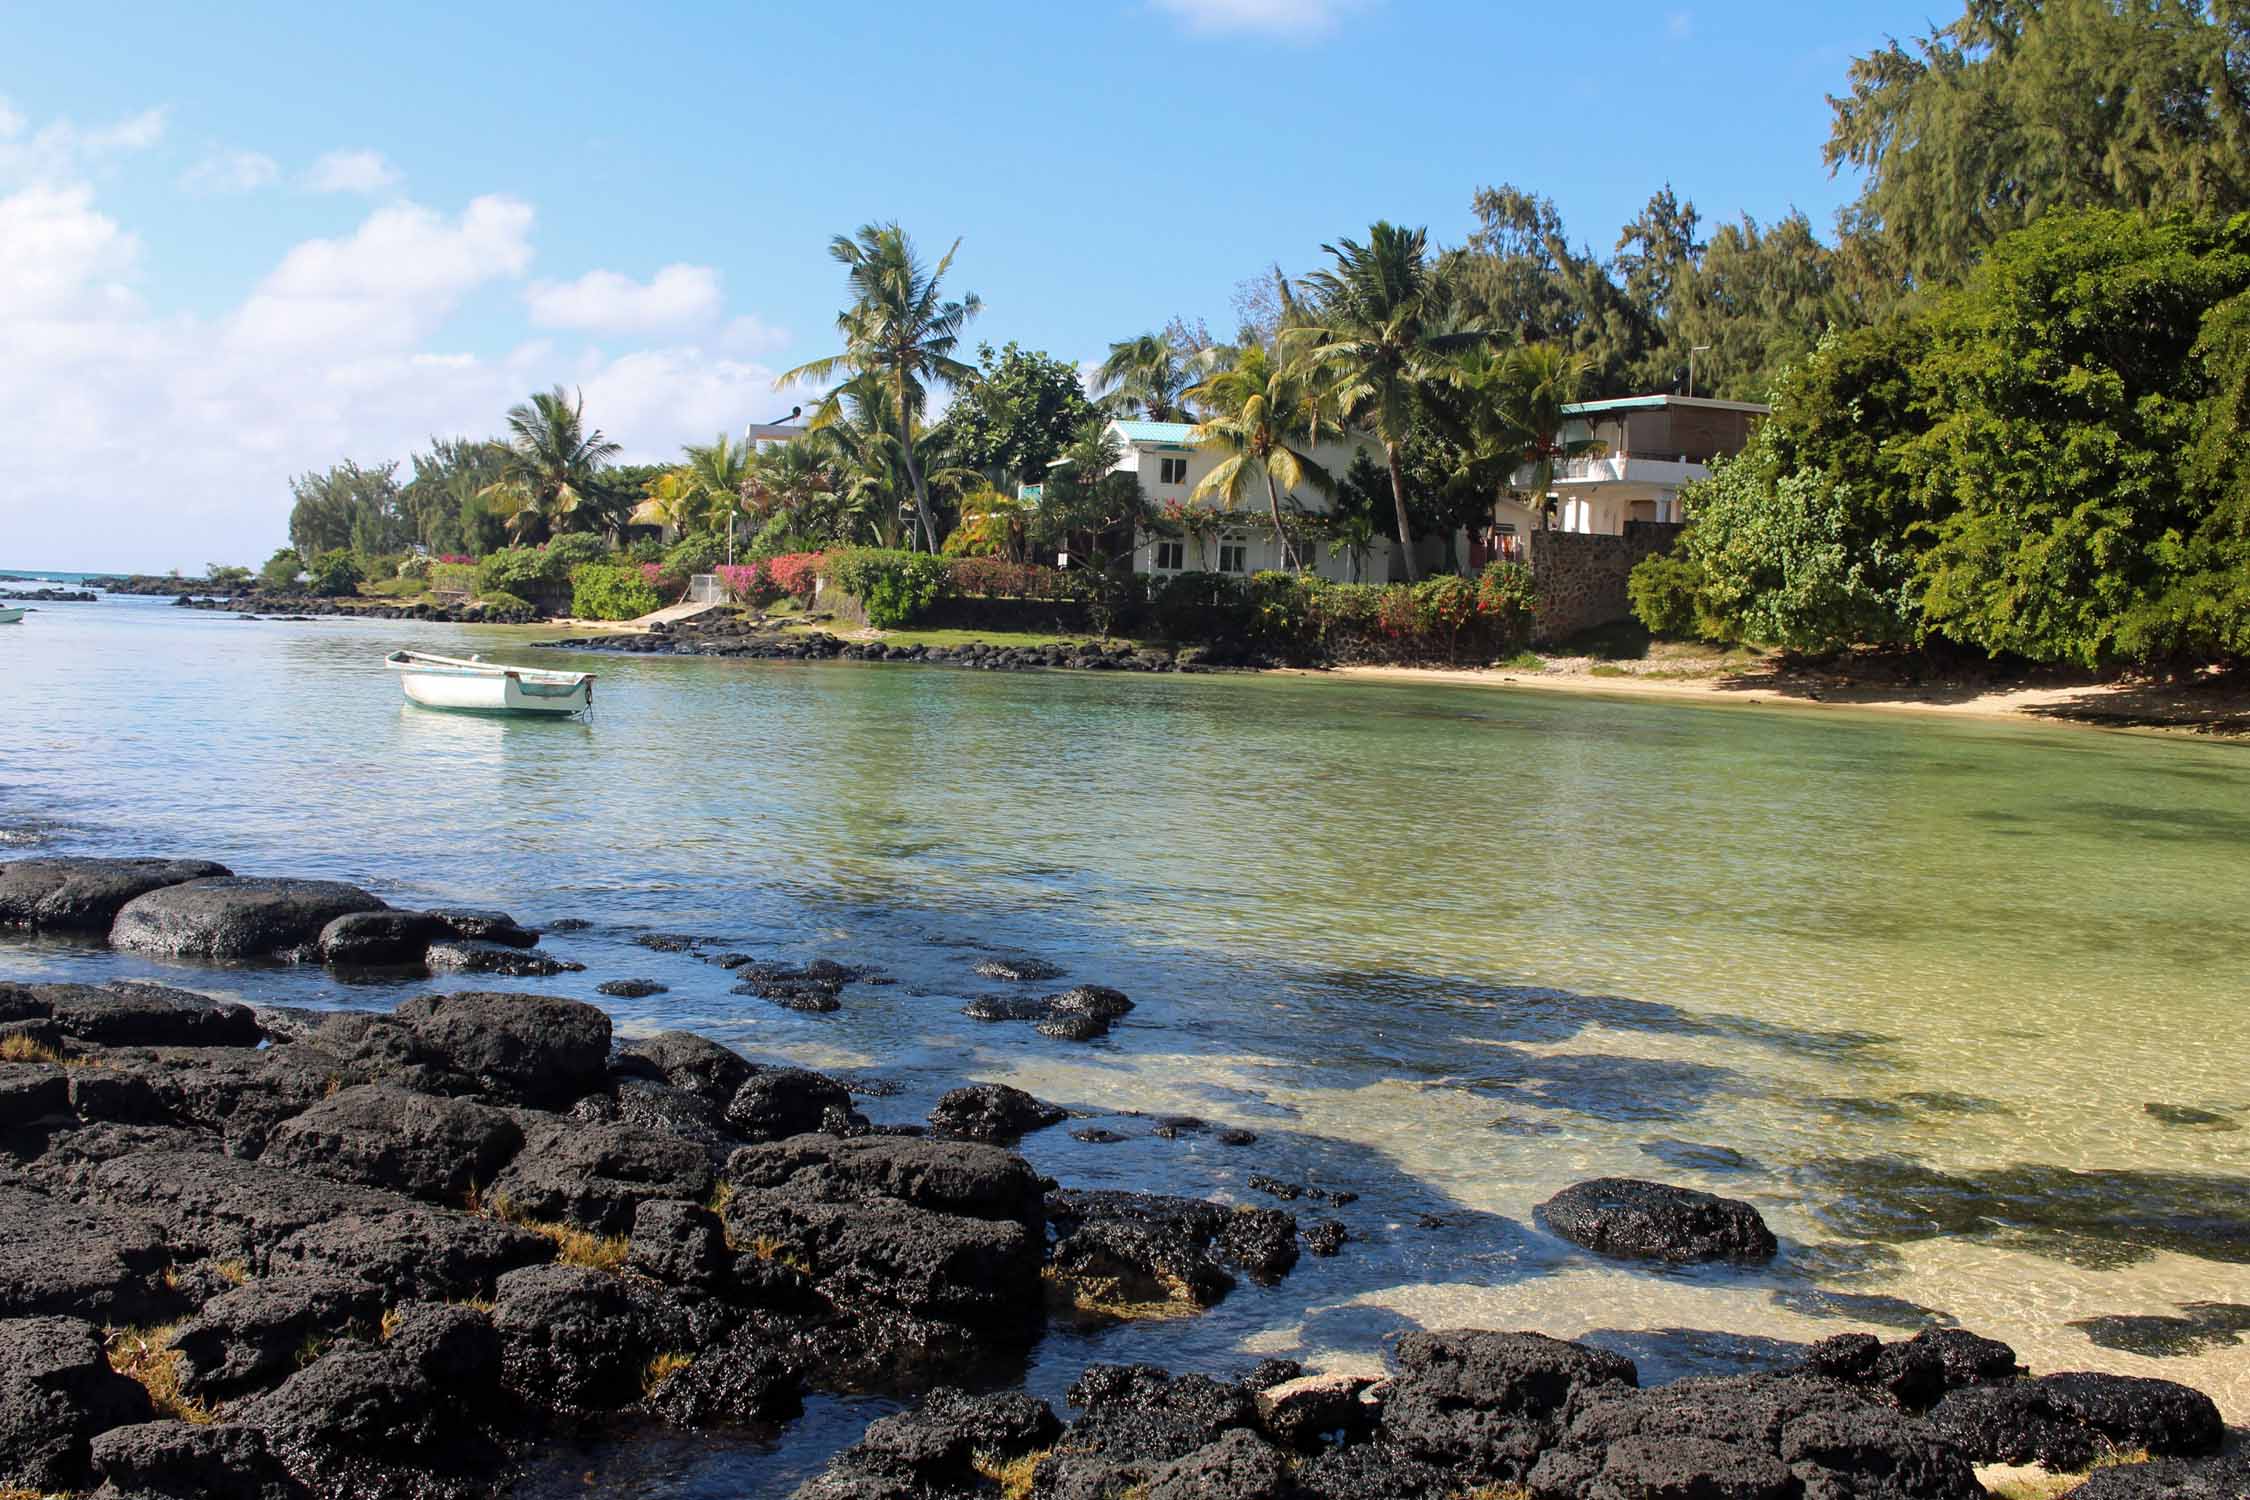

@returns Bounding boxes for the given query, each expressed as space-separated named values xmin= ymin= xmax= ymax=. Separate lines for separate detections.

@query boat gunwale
xmin=384 ymin=649 xmax=593 ymax=688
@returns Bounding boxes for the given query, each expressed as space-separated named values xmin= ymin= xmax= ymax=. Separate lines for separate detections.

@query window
xmin=1217 ymin=533 xmax=1248 ymax=574
xmin=1153 ymin=540 xmax=1185 ymax=571
xmin=1159 ymin=456 xmax=1189 ymax=486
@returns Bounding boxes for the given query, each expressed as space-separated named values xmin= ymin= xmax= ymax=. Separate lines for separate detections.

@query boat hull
xmin=0 ymin=607 xmax=23 ymax=624
xmin=398 ymin=671 xmax=591 ymax=715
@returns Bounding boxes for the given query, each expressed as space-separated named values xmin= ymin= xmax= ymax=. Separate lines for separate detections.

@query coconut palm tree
xmin=480 ymin=386 xmax=623 ymax=542
xmin=1488 ymin=343 xmax=1599 ymax=528
xmin=778 ymin=223 xmax=980 ymax=552
xmin=1185 ymin=344 xmax=1335 ymax=572
xmin=1094 ymin=333 xmax=1194 ymax=422
xmin=1288 ymin=223 xmax=1492 ymax=581
xmin=634 ymin=432 xmax=758 ymax=549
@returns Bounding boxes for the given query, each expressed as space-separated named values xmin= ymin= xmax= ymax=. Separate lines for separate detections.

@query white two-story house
xmin=1486 ymin=395 xmax=1768 ymax=553
xmin=1100 ymin=419 xmax=1397 ymax=583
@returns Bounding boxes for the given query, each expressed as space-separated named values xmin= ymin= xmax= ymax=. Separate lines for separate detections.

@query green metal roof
xmin=1563 ymin=395 xmax=1771 ymax=415
xmin=1111 ymin=419 xmax=1197 ymax=446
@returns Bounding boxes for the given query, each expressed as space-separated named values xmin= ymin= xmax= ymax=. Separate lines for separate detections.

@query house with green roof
xmin=1482 ymin=395 xmax=1768 ymax=558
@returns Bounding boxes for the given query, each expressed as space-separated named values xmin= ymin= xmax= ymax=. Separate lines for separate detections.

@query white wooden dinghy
xmin=384 ymin=650 xmax=593 ymax=715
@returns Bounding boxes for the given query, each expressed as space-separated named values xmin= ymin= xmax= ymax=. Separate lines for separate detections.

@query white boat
xmin=384 ymin=649 xmax=594 ymax=716
xmin=0 ymin=607 xmax=23 ymax=624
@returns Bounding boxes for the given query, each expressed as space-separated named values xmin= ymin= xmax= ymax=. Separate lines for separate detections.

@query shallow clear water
xmin=5 ymin=595 xmax=2249 ymax=1488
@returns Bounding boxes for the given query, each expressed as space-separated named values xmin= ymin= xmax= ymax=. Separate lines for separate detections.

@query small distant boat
xmin=0 ymin=607 xmax=24 ymax=624
xmin=384 ymin=649 xmax=594 ymax=716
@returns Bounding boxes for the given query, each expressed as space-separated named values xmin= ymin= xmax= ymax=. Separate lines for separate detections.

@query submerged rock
xmin=595 ymin=978 xmax=668 ymax=998
xmin=317 ymin=909 xmax=445 ymax=967
xmin=1537 ymin=1177 xmax=1779 ymax=1263
xmin=423 ymin=938 xmax=583 ymax=977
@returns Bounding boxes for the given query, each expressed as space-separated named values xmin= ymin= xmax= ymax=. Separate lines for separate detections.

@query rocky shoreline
xmin=2 ymin=587 xmax=96 ymax=603
xmin=537 ymin=614 xmax=1240 ymax=674
xmin=2 ymin=854 xmax=2242 ymax=1499
xmin=168 ymin=594 xmax=542 ymax=624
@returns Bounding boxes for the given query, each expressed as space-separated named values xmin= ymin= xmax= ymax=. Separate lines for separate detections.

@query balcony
xmin=1511 ymin=454 xmax=1708 ymax=489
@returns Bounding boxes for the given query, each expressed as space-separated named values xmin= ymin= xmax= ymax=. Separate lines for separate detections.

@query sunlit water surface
xmin=4 ymin=593 xmax=2247 ymax=1492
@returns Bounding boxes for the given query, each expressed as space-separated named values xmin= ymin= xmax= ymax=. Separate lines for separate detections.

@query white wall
xmin=1121 ymin=424 xmax=1394 ymax=582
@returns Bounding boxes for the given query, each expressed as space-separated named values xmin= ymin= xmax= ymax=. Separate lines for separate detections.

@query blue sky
xmin=2 ymin=0 xmax=1915 ymax=571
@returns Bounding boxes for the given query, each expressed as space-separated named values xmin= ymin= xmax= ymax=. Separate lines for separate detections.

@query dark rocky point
xmin=1537 ymin=1176 xmax=1780 ymax=1263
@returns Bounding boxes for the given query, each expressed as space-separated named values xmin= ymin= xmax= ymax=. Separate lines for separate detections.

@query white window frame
xmin=1217 ymin=531 xmax=1249 ymax=574
xmin=1158 ymin=456 xmax=1189 ymax=486
xmin=1152 ymin=539 xmax=1186 ymax=571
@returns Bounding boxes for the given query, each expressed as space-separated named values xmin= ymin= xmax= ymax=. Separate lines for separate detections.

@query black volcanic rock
xmin=1537 ymin=1177 xmax=1779 ymax=1263
xmin=0 ymin=856 xmax=232 ymax=931
xmin=110 ymin=876 xmax=387 ymax=958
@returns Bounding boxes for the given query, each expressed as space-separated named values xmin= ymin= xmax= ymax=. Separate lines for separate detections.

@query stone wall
xmin=1525 ymin=522 xmax=1685 ymax=644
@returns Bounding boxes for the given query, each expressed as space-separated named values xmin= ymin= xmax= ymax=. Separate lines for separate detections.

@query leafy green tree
xmin=1185 ymin=343 xmax=1335 ymax=570
xmin=1671 ymin=212 xmax=1845 ymax=400
xmin=257 ymin=548 xmax=302 ymax=591
xmin=1093 ymin=332 xmax=1195 ymax=421
xmin=1826 ymin=0 xmax=2250 ymax=287
xmin=1032 ymin=421 xmax=1150 ymax=562
xmin=305 ymin=548 xmax=365 ymax=597
xmin=780 ymin=223 xmax=981 ymax=553
xmin=402 ymin=437 xmax=507 ymax=554
xmin=1673 ymin=319 xmax=1928 ymax=650
xmin=287 ymin=460 xmax=405 ymax=560
xmin=1912 ymin=208 xmax=2250 ymax=664
xmin=479 ymin=387 xmax=624 ymax=542
xmin=204 ymin=564 xmax=252 ymax=590
xmin=942 ymin=341 xmax=1098 ymax=483
xmin=1483 ymin=343 xmax=1600 ymax=528
xmin=1292 ymin=222 xmax=1491 ymax=580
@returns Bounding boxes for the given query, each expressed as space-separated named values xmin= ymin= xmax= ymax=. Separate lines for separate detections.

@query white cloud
xmin=1151 ymin=0 xmax=1368 ymax=36
xmin=1667 ymin=10 xmax=1694 ymax=39
xmin=525 ymin=263 xmax=723 ymax=332
xmin=0 ymin=105 xmax=166 ymax=184
xmin=180 ymin=148 xmax=279 ymax=195
xmin=305 ymin=148 xmax=402 ymax=194
xmin=720 ymin=313 xmax=791 ymax=355
xmin=0 ymin=136 xmax=791 ymax=572
xmin=228 ymin=195 xmax=535 ymax=350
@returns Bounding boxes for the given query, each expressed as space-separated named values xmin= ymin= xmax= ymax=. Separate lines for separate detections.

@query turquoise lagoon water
xmin=3 ymin=591 xmax=2247 ymax=1490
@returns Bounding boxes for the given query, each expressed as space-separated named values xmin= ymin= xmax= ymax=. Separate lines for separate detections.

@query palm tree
xmin=634 ymin=432 xmax=758 ymax=548
xmin=778 ymin=224 xmax=980 ymax=552
xmin=1490 ymin=343 xmax=1598 ymax=529
xmin=1288 ymin=223 xmax=1491 ymax=581
xmin=480 ymin=386 xmax=623 ymax=542
xmin=1094 ymin=333 xmax=1194 ymax=421
xmin=1185 ymin=344 xmax=1335 ymax=571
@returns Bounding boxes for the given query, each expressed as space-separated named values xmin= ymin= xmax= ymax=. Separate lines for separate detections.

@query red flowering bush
xmin=763 ymin=552 xmax=824 ymax=602
xmin=945 ymin=557 xmax=1076 ymax=600
xmin=638 ymin=562 xmax=666 ymax=589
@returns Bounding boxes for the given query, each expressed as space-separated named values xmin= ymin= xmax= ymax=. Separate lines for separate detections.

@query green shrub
xmin=1149 ymin=571 xmax=1249 ymax=642
xmin=569 ymin=563 xmax=662 ymax=621
xmin=476 ymin=590 xmax=534 ymax=618
xmin=823 ymin=548 xmax=951 ymax=628
xmin=1627 ymin=551 xmax=1711 ymax=638
xmin=621 ymin=537 xmax=665 ymax=565
xmin=544 ymin=532 xmax=610 ymax=569
xmin=258 ymin=548 xmax=303 ymax=591
xmin=430 ymin=562 xmax=478 ymax=595
xmin=396 ymin=554 xmax=432 ymax=581
xmin=476 ymin=546 xmax=556 ymax=595
xmin=306 ymin=549 xmax=364 ymax=597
